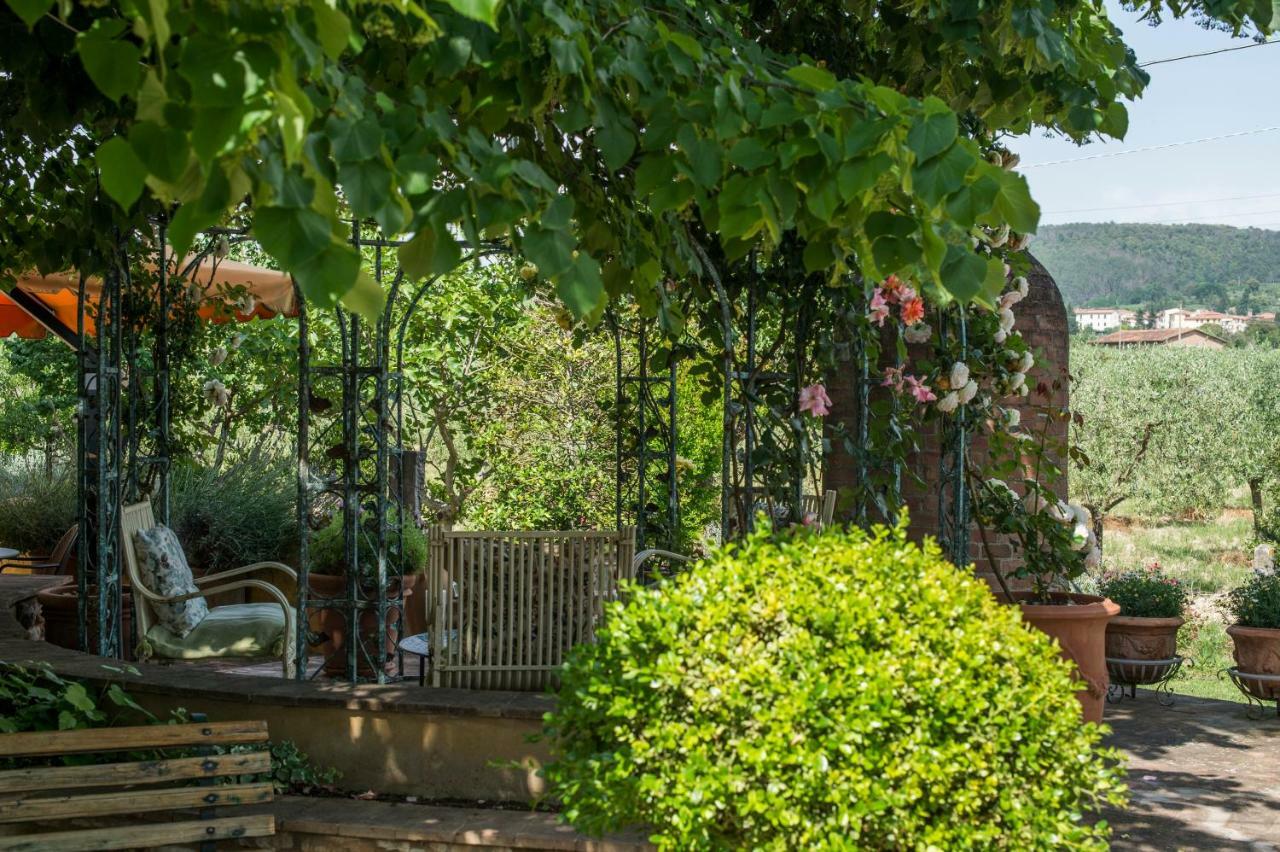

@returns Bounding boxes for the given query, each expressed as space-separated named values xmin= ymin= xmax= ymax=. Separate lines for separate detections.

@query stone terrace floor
xmin=1105 ymin=691 xmax=1280 ymax=851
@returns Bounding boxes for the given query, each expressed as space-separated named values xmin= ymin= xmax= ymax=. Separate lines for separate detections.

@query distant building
xmin=1073 ymin=307 xmax=1136 ymax=332
xmin=1090 ymin=328 xmax=1224 ymax=350
xmin=1156 ymin=308 xmax=1274 ymax=334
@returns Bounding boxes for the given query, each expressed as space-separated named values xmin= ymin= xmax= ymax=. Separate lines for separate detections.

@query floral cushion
xmin=132 ymin=524 xmax=208 ymax=638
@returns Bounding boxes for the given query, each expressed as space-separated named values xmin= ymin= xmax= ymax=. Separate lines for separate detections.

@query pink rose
xmin=798 ymin=383 xmax=832 ymax=417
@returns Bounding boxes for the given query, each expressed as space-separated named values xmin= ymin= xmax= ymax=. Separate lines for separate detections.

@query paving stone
xmin=1105 ymin=690 xmax=1280 ymax=851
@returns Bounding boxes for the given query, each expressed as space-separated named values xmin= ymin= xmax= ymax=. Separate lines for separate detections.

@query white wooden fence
xmin=426 ymin=527 xmax=637 ymax=690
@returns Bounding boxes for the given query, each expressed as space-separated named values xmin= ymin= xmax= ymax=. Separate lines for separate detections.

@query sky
xmin=1009 ymin=1 xmax=1280 ymax=231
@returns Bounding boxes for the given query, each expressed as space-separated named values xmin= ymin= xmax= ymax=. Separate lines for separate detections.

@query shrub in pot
xmin=546 ymin=523 xmax=1127 ymax=850
xmin=1098 ymin=565 xmax=1188 ymax=684
xmin=1225 ymin=572 xmax=1280 ymax=700
xmin=306 ymin=508 xmax=427 ymax=677
xmin=974 ymin=479 xmax=1118 ymax=723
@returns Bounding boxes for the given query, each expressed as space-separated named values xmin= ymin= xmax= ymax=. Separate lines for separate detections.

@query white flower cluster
xmin=1024 ymin=493 xmax=1102 ymax=569
xmin=936 ymin=361 xmax=978 ymax=413
xmin=202 ymin=379 xmax=229 ymax=407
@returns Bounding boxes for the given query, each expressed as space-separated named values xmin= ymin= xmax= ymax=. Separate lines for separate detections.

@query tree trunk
xmin=1089 ymin=506 xmax=1104 ymax=554
xmin=1249 ymin=477 xmax=1265 ymax=536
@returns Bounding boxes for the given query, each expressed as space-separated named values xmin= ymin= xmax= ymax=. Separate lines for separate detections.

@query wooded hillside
xmin=1035 ymin=223 xmax=1280 ymax=310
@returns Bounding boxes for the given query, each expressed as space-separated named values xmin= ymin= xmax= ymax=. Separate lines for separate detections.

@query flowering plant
xmin=1228 ymin=573 xmax=1280 ymax=629
xmin=1098 ymin=566 xmax=1188 ymax=619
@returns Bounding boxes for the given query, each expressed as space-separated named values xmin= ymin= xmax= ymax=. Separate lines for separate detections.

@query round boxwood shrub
xmin=545 ymin=522 xmax=1127 ymax=850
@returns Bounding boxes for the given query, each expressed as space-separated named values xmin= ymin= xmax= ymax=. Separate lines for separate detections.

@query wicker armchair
xmin=121 ymin=501 xmax=297 ymax=677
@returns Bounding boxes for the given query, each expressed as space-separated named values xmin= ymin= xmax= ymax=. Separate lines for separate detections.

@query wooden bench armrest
xmin=195 ymin=561 xmax=298 ymax=586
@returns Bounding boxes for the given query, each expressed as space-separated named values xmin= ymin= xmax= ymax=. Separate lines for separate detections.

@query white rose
xmin=202 ymin=379 xmax=229 ymax=408
xmin=988 ymin=224 xmax=1010 ymax=248
xmin=994 ymin=329 xmax=1008 ymax=344
xmin=958 ymin=379 xmax=978 ymax=404
xmin=1003 ymin=407 xmax=1021 ymax=428
xmin=999 ymin=290 xmax=1024 ymax=310
xmin=1084 ymin=546 xmax=1102 ymax=570
xmin=1048 ymin=500 xmax=1073 ymax=524
xmin=1008 ymin=372 xmax=1027 ymax=395
xmin=949 ymin=362 xmax=970 ymax=389
xmin=999 ymin=308 xmax=1016 ymax=332
xmin=208 ymin=346 xmax=228 ymax=367
xmin=986 ymin=478 xmax=1017 ymax=500
xmin=1023 ymin=491 xmax=1046 ymax=513
xmin=1071 ymin=522 xmax=1092 ymax=551
xmin=1069 ymin=503 xmax=1093 ymax=527
xmin=1016 ymin=276 xmax=1030 ymax=298
xmin=1018 ymin=351 xmax=1034 ymax=372
xmin=936 ymin=392 xmax=960 ymax=414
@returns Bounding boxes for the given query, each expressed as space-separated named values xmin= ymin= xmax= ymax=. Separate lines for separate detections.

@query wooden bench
xmin=0 ymin=719 xmax=275 ymax=851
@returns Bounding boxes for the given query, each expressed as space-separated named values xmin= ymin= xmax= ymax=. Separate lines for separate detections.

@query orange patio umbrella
xmin=0 ymin=256 xmax=297 ymax=343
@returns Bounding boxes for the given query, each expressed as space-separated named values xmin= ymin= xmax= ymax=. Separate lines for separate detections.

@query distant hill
xmin=1033 ymin=223 xmax=1280 ymax=312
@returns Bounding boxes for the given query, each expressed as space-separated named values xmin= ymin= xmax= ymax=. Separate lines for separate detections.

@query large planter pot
xmin=1105 ymin=615 xmax=1185 ymax=685
xmin=1015 ymin=592 xmax=1119 ymax=724
xmin=401 ymin=573 xmax=426 ymax=638
xmin=306 ymin=573 xmax=403 ymax=678
xmin=1226 ymin=624 xmax=1280 ymax=700
xmin=37 ymin=582 xmax=136 ymax=660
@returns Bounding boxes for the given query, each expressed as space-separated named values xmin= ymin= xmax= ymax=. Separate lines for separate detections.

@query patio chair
xmin=426 ymin=527 xmax=636 ymax=690
xmin=801 ymin=489 xmax=838 ymax=527
xmin=121 ymin=501 xmax=297 ymax=677
xmin=0 ymin=525 xmax=77 ymax=575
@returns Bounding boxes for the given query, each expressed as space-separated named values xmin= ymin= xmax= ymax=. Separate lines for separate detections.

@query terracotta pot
xmin=1226 ymin=624 xmax=1280 ymax=700
xmin=1015 ymin=592 xmax=1119 ymax=724
xmin=401 ymin=573 xmax=426 ymax=637
xmin=1105 ymin=615 xmax=1184 ymax=685
xmin=306 ymin=573 xmax=404 ymax=678
xmin=37 ymin=582 xmax=136 ymax=660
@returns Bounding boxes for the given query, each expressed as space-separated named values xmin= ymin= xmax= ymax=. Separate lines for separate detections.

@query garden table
xmin=397 ymin=631 xmax=454 ymax=686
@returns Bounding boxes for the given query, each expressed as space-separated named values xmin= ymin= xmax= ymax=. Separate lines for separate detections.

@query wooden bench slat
xmin=0 ymin=813 xmax=276 ymax=852
xmin=0 ymin=751 xmax=272 ymax=794
xmin=0 ymin=781 xmax=274 ymax=823
xmin=0 ymin=721 xmax=268 ymax=758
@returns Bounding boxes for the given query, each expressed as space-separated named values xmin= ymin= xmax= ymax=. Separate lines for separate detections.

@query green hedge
xmin=546 ymin=523 xmax=1127 ymax=850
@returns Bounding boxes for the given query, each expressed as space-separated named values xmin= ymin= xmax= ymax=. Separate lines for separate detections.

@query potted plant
xmin=974 ymin=478 xmax=1118 ymax=723
xmin=306 ymin=507 xmax=428 ymax=677
xmin=1098 ymin=563 xmax=1187 ymax=684
xmin=1225 ymin=572 xmax=1280 ymax=700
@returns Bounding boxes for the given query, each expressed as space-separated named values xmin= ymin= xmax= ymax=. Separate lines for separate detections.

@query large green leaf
xmin=939 ymin=244 xmax=987 ymax=301
xmin=94 ymin=137 xmax=147 ymax=209
xmin=992 ymin=169 xmax=1040 ymax=234
xmin=521 ymin=226 xmax=575 ymax=279
xmin=595 ymin=123 xmax=636 ymax=171
xmin=5 ymin=0 xmax=53 ymax=28
xmin=441 ymin=0 xmax=503 ymax=27
xmin=128 ymin=122 xmax=190 ymax=183
xmin=784 ymin=64 xmax=838 ymax=91
xmin=326 ymin=116 xmax=383 ymax=163
xmin=309 ymin=0 xmax=352 ymax=59
xmin=906 ymin=106 xmax=958 ymax=163
xmin=253 ymin=205 xmax=333 ymax=269
xmin=76 ymin=20 xmax=142 ymax=102
xmin=911 ymin=144 xmax=972 ymax=206
xmin=557 ymin=252 xmax=604 ymax=317
xmin=398 ymin=226 xmax=462 ymax=280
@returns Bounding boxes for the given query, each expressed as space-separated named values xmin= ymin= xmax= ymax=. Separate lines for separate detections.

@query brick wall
xmin=825 ymin=255 xmax=1069 ymax=595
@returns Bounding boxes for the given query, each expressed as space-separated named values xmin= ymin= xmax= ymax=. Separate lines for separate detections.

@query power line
xmin=1021 ymin=125 xmax=1280 ymax=168
xmin=1044 ymin=191 xmax=1280 ymax=215
xmin=1138 ymin=39 xmax=1279 ymax=67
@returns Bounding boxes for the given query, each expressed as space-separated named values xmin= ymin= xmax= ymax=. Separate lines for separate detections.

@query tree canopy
xmin=1 ymin=0 xmax=1272 ymax=322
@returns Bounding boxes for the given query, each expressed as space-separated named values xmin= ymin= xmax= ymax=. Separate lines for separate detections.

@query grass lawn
xmin=1099 ymin=509 xmax=1256 ymax=703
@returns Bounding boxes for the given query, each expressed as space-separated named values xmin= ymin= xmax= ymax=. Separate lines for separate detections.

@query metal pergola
xmin=8 ymin=220 xmax=975 ymax=683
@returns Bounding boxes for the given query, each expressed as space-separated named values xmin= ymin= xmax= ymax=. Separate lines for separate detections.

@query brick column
xmin=825 ymin=255 xmax=1070 ymax=592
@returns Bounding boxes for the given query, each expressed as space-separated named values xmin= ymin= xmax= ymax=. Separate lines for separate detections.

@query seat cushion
xmin=144 ymin=603 xmax=285 ymax=660
xmin=132 ymin=525 xmax=208 ymax=637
